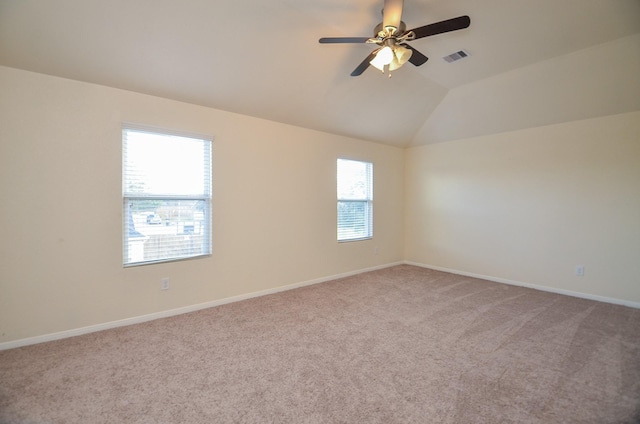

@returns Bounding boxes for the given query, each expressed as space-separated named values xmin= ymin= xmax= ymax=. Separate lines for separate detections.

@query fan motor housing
xmin=374 ymin=21 xmax=407 ymax=37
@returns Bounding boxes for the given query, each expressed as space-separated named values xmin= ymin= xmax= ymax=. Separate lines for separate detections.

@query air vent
xmin=443 ymin=50 xmax=470 ymax=63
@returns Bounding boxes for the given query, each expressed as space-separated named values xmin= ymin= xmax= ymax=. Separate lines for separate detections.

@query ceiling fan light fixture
xmin=371 ymin=44 xmax=412 ymax=72
xmin=370 ymin=46 xmax=394 ymax=71
xmin=389 ymin=45 xmax=412 ymax=71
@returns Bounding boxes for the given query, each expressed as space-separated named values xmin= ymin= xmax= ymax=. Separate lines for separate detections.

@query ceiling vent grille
xmin=443 ymin=50 xmax=470 ymax=63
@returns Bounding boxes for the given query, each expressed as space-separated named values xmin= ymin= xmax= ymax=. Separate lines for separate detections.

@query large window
xmin=337 ymin=158 xmax=373 ymax=242
xmin=123 ymin=126 xmax=212 ymax=266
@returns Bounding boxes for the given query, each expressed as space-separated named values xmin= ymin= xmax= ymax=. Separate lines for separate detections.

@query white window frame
xmin=337 ymin=158 xmax=373 ymax=242
xmin=122 ymin=124 xmax=212 ymax=266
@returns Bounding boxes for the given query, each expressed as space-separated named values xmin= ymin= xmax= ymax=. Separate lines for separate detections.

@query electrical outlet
xmin=575 ymin=265 xmax=585 ymax=277
xmin=161 ymin=277 xmax=170 ymax=290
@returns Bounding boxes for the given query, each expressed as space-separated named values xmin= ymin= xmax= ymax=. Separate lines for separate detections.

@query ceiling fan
xmin=319 ymin=0 xmax=470 ymax=76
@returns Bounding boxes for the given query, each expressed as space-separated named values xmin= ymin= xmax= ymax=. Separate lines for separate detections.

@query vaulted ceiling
xmin=1 ymin=0 xmax=639 ymax=147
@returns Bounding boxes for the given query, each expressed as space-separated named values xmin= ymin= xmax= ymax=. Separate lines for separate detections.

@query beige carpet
xmin=1 ymin=265 xmax=639 ymax=423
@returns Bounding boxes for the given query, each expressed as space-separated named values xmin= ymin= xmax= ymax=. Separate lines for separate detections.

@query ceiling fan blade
xmin=409 ymin=15 xmax=470 ymax=40
xmin=319 ymin=37 xmax=370 ymax=44
xmin=382 ymin=0 xmax=404 ymax=30
xmin=351 ymin=50 xmax=379 ymax=77
xmin=401 ymin=44 xmax=428 ymax=66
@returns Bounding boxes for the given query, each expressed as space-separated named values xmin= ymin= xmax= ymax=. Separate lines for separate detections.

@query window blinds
xmin=122 ymin=126 xmax=212 ymax=266
xmin=337 ymin=159 xmax=373 ymax=241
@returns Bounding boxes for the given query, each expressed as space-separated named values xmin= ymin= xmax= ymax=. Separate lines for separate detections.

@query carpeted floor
xmin=1 ymin=265 xmax=639 ymax=423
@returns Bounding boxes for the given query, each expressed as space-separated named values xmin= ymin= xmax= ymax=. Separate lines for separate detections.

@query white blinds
xmin=337 ymin=159 xmax=373 ymax=241
xmin=123 ymin=126 xmax=212 ymax=266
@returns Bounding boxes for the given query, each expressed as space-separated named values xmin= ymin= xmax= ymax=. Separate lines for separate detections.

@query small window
xmin=123 ymin=126 xmax=212 ymax=266
xmin=337 ymin=158 xmax=373 ymax=242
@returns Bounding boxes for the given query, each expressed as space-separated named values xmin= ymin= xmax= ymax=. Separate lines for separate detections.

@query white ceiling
xmin=1 ymin=0 xmax=639 ymax=147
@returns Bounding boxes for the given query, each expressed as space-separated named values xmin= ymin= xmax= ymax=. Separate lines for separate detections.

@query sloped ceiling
xmin=1 ymin=0 xmax=639 ymax=147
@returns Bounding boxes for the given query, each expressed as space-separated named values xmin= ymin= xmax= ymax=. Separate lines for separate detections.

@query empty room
xmin=1 ymin=0 xmax=639 ymax=422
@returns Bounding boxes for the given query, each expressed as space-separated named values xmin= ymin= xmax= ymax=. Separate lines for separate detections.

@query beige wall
xmin=405 ymin=111 xmax=640 ymax=303
xmin=0 ymin=66 xmax=405 ymax=344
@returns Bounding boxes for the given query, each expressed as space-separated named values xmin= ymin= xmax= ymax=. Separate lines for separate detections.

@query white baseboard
xmin=0 ymin=262 xmax=403 ymax=351
xmin=405 ymin=261 xmax=640 ymax=309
